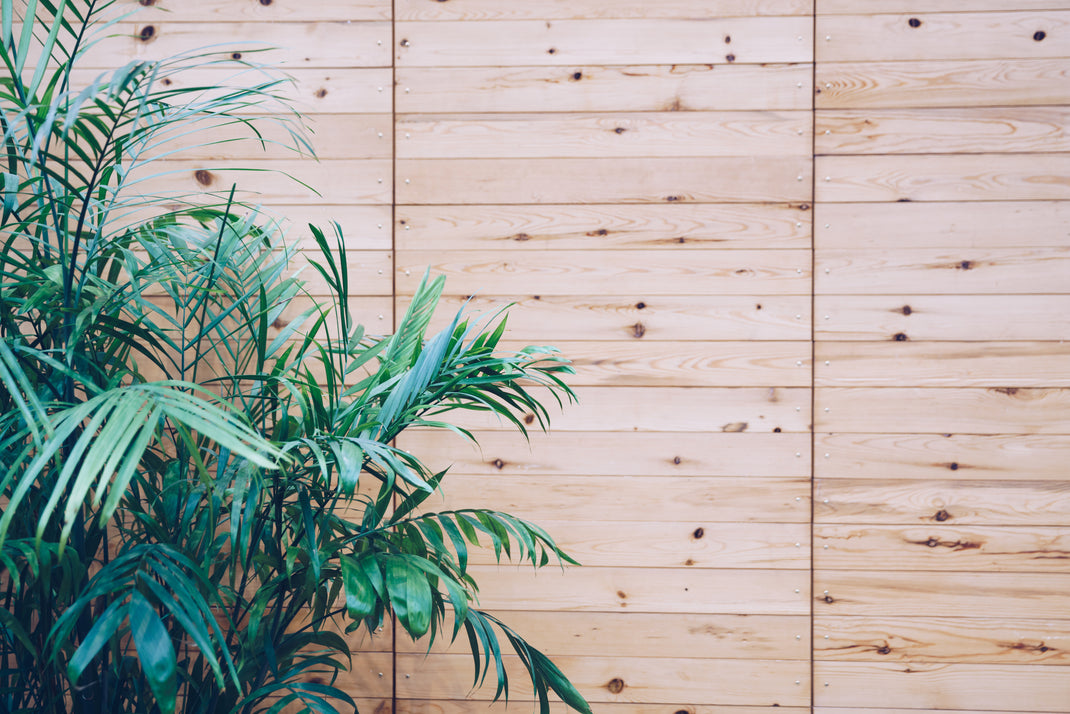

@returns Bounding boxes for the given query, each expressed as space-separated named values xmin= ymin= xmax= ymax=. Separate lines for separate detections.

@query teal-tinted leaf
xmin=384 ymin=557 xmax=432 ymax=638
xmin=129 ymin=590 xmax=178 ymax=714
xmin=340 ymin=555 xmax=377 ymax=620
xmin=67 ymin=597 xmax=129 ymax=685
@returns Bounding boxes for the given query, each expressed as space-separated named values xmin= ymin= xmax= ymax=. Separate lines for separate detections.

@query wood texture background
xmin=114 ymin=1 xmax=1069 ymax=712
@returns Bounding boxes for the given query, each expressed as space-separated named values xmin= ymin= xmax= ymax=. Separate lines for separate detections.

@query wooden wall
xmin=114 ymin=1 xmax=1069 ymax=713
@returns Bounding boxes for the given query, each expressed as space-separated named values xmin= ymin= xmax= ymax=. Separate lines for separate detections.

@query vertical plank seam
xmin=390 ymin=2 xmax=399 ymax=712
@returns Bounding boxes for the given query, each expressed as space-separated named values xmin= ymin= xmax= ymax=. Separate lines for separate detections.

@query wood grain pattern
xmin=396 ymin=0 xmax=813 ymax=21
xmin=395 ymin=203 xmax=812 ymax=250
xmin=397 ymin=611 xmax=810 ymax=659
xmin=816 ymin=387 xmax=1070 ymax=435
xmin=463 ymin=521 xmax=810 ymax=569
xmin=406 ymin=294 xmax=812 ymax=341
xmin=394 ymin=19 xmax=812 ymax=67
xmin=399 ymin=705 xmax=808 ymax=714
xmin=396 ymin=250 xmax=811 ymax=295
xmin=814 ymin=479 xmax=1070 ymax=526
xmin=396 ymin=654 xmax=810 ymax=706
xmin=815 ymin=615 xmax=1070 ymax=665
xmin=446 ymin=385 xmax=810 ymax=433
xmin=819 ymin=1 xmax=1070 ymax=12
xmin=817 ymin=12 xmax=1070 ymax=63
xmin=263 ymin=205 xmax=394 ymax=251
xmin=814 ymin=524 xmax=1070 ymax=572
xmin=816 ymin=107 xmax=1070 ymax=155
xmin=813 ymin=662 xmax=1070 ymax=711
xmin=396 ymin=64 xmax=814 ymax=113
xmin=814 ymin=201 xmax=1070 ymax=249
xmin=815 ymin=295 xmax=1070 ymax=341
xmin=396 ymin=112 xmax=811 ymax=158
xmin=397 ymin=430 xmax=812 ymax=477
xmin=816 ymin=342 xmax=1070 ymax=387
xmin=418 ymin=476 xmax=811 ymax=523
xmin=396 ymin=157 xmax=811 ymax=204
xmin=815 ymin=59 xmax=1070 ymax=109
xmin=122 ymin=0 xmax=391 ymax=21
xmin=813 ymin=433 xmax=1070 ymax=481
xmin=814 ymin=571 xmax=1070 ymax=618
xmin=816 ymin=247 xmax=1070 ymax=294
xmin=816 ymin=154 xmax=1070 ymax=202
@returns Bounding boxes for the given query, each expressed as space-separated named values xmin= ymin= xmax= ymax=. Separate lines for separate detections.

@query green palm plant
xmin=0 ymin=2 xmax=589 ymax=713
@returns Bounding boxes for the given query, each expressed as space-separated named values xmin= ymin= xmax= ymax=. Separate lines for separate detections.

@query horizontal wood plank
xmin=399 ymin=705 xmax=808 ymax=714
xmin=396 ymin=250 xmax=811 ymax=295
xmin=396 ymin=654 xmax=810 ymax=706
xmin=816 ymin=248 xmax=1070 ymax=294
xmin=817 ymin=12 xmax=1070 ymax=63
xmin=814 ymin=479 xmax=1070 ymax=527
xmin=816 ymin=342 xmax=1070 ymax=387
xmin=816 ymin=59 xmax=1070 ymax=109
xmin=814 ymin=524 xmax=1070 ymax=572
xmin=814 ymin=571 xmax=1070 ymax=618
xmin=815 ymin=295 xmax=1070 ymax=341
xmin=816 ymin=154 xmax=1070 ymax=202
xmin=397 ymin=0 xmax=812 ymax=21
xmin=407 ymin=294 xmax=812 ymax=341
xmin=396 ymin=64 xmax=814 ymax=112
xmin=454 ymin=566 xmax=811 ymax=614
xmin=395 ymin=203 xmax=812 ymax=250
xmin=816 ymin=107 xmax=1070 ymax=155
xmin=397 ymin=431 xmax=812 ymax=477
xmin=815 ymin=615 xmax=1070 ymax=665
xmin=396 ymin=157 xmax=811 ymax=204
xmin=394 ymin=19 xmax=812 ymax=67
xmin=819 ymin=1 xmax=1070 ymax=12
xmin=418 ymin=476 xmax=812 ymax=523
xmin=816 ymin=387 xmax=1070 ymax=435
xmin=814 ymin=433 xmax=1070 ymax=481
xmin=397 ymin=611 xmax=810 ymax=659
xmin=121 ymin=0 xmax=390 ymax=20
xmin=815 ymin=201 xmax=1070 ymax=249
xmin=396 ymin=112 xmax=811 ymax=158
xmin=813 ymin=662 xmax=1070 ymax=711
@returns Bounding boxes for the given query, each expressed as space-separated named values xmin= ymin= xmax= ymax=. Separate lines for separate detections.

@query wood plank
xmin=816 ymin=387 xmax=1070 ymax=435
xmin=396 ymin=431 xmax=812 ymax=477
xmin=397 ymin=611 xmax=810 ymax=659
xmin=437 ymin=566 xmax=810 ymax=614
xmin=396 ymin=112 xmax=811 ymax=158
xmin=396 ymin=157 xmax=811 ymax=204
xmin=814 ymin=433 xmax=1070 ymax=482
xmin=815 ymin=615 xmax=1070 ymax=665
xmin=407 ymin=294 xmax=812 ymax=341
xmin=289 ymin=250 xmax=392 ymax=296
xmin=445 ymin=386 xmax=810 ymax=433
xmin=396 ymin=0 xmax=812 ymax=20
xmin=816 ymin=154 xmax=1070 ymax=203
xmin=396 ymin=64 xmax=814 ymax=113
xmin=816 ymin=248 xmax=1070 ymax=294
xmin=819 ymin=1 xmax=1070 ymax=12
xmin=816 ymin=107 xmax=1070 ymax=155
xmin=817 ymin=12 xmax=1070 ymax=63
xmin=396 ymin=250 xmax=811 ymax=295
xmin=813 ymin=662 xmax=1070 ymax=711
xmin=144 ymin=159 xmax=392 ymax=204
xmin=815 ymin=201 xmax=1070 ymax=249
xmin=814 ymin=571 xmax=1070 ymax=618
xmin=815 ymin=295 xmax=1070 ymax=341
xmin=263 ymin=205 xmax=393 ymax=251
xmin=394 ymin=19 xmax=812 ymax=67
xmin=399 ymin=705 xmax=808 ymax=714
xmin=816 ymin=342 xmax=1070 ymax=387
xmin=814 ymin=524 xmax=1070 ymax=572
xmin=79 ymin=22 xmax=392 ymax=69
xmin=815 ymin=479 xmax=1070 ymax=527
xmin=158 ymin=114 xmax=393 ymax=160
xmin=395 ymin=203 xmax=812 ymax=251
xmin=122 ymin=0 xmax=391 ymax=21
xmin=815 ymin=59 xmax=1070 ymax=109
xmin=531 ymin=341 xmax=813 ymax=387
xmin=396 ymin=654 xmax=810 ymax=706
xmin=419 ymin=476 xmax=812 ymax=523
xmin=461 ymin=521 xmax=810 ymax=569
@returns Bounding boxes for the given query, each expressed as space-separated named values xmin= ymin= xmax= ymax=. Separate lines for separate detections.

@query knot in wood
xmin=138 ymin=25 xmax=155 ymax=42
xmin=607 ymin=678 xmax=625 ymax=694
xmin=194 ymin=169 xmax=213 ymax=186
xmin=934 ymin=509 xmax=951 ymax=522
xmin=1034 ymin=30 xmax=1046 ymax=41
xmin=693 ymin=527 xmax=704 ymax=539
xmin=908 ymin=18 xmax=921 ymax=27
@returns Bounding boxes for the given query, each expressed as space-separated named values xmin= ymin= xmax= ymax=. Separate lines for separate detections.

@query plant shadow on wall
xmin=0 ymin=2 xmax=590 ymax=713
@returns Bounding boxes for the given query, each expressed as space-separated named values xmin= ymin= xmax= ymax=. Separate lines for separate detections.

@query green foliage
xmin=0 ymin=2 xmax=589 ymax=713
